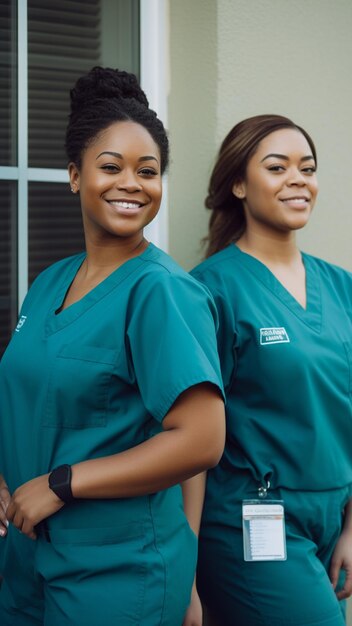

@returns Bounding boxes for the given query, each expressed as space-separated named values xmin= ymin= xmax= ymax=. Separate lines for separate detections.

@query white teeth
xmin=283 ymin=198 xmax=307 ymax=204
xmin=109 ymin=201 xmax=141 ymax=209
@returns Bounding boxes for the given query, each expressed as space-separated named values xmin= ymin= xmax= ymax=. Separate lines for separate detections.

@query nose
xmin=117 ymin=169 xmax=142 ymax=192
xmin=287 ymin=168 xmax=306 ymax=186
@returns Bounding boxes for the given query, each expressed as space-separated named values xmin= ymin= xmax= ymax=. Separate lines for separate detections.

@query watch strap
xmin=48 ymin=464 xmax=74 ymax=504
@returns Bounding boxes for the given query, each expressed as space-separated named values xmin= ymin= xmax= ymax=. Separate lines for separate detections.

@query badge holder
xmin=242 ymin=481 xmax=287 ymax=562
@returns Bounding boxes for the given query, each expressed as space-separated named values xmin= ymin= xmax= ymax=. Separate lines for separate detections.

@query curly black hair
xmin=65 ymin=66 xmax=169 ymax=174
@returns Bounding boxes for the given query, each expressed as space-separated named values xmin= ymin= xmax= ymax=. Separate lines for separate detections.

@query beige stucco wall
xmin=168 ymin=0 xmax=218 ymax=269
xmin=168 ymin=0 xmax=352 ymax=272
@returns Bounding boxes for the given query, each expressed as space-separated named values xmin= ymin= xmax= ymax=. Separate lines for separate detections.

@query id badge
xmin=242 ymin=500 xmax=287 ymax=562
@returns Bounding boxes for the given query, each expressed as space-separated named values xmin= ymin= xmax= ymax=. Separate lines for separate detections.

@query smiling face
xmin=232 ymin=128 xmax=318 ymax=237
xmin=68 ymin=120 xmax=162 ymax=246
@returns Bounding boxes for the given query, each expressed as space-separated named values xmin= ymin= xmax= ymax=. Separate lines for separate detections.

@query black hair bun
xmin=69 ymin=66 xmax=149 ymax=114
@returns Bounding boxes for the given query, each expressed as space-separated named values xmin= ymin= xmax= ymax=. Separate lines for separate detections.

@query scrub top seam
xmin=136 ymin=256 xmax=173 ymax=275
xmin=195 ymin=245 xmax=323 ymax=333
xmin=44 ymin=249 xmax=198 ymax=337
xmin=236 ymin=263 xmax=322 ymax=332
xmin=147 ymin=494 xmax=167 ymax=626
xmin=195 ymin=264 xmax=322 ymax=334
xmin=44 ymin=252 xmax=86 ymax=319
xmin=44 ymin=260 xmax=162 ymax=336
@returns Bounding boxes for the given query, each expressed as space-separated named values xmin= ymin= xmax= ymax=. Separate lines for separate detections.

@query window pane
xmin=0 ymin=0 xmax=17 ymax=166
xmin=28 ymin=183 xmax=85 ymax=285
xmin=28 ymin=0 xmax=140 ymax=169
xmin=0 ymin=181 xmax=17 ymax=357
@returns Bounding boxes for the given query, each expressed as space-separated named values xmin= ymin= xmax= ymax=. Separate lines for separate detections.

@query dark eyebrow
xmin=96 ymin=151 xmax=123 ymax=160
xmin=96 ymin=151 xmax=159 ymax=164
xmin=261 ymin=153 xmax=315 ymax=163
xmin=138 ymin=155 xmax=159 ymax=164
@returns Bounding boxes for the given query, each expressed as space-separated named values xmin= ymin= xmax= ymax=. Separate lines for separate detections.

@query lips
xmin=279 ymin=196 xmax=310 ymax=203
xmin=279 ymin=195 xmax=311 ymax=210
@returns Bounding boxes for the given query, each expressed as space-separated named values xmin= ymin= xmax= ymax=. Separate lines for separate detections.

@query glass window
xmin=28 ymin=183 xmax=85 ymax=285
xmin=0 ymin=0 xmax=17 ymax=166
xmin=28 ymin=0 xmax=140 ymax=169
xmin=0 ymin=0 xmax=141 ymax=356
xmin=28 ymin=0 xmax=102 ymax=169
xmin=0 ymin=181 xmax=17 ymax=357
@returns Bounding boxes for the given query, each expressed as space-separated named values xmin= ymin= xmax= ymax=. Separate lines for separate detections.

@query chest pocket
xmin=42 ymin=345 xmax=121 ymax=429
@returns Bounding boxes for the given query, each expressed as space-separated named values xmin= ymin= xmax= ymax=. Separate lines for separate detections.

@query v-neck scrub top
xmin=191 ymin=244 xmax=352 ymax=626
xmin=192 ymin=244 xmax=352 ymax=495
xmin=0 ymin=243 xmax=223 ymax=626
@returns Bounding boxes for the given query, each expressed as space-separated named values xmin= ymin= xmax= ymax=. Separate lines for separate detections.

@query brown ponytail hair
xmin=204 ymin=114 xmax=317 ymax=258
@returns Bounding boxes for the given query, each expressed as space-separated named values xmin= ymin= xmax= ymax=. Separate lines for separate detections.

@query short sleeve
xmin=127 ymin=273 xmax=224 ymax=422
xmin=191 ymin=269 xmax=238 ymax=393
xmin=210 ymin=288 xmax=239 ymax=393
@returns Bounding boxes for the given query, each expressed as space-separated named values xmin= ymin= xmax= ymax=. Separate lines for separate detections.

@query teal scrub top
xmin=192 ymin=244 xmax=352 ymax=494
xmin=0 ymin=242 xmax=223 ymax=535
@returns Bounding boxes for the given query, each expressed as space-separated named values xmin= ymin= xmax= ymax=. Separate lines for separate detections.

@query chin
xmin=286 ymin=215 xmax=311 ymax=231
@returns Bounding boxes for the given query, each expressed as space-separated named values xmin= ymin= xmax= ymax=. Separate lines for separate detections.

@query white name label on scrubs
xmin=259 ymin=327 xmax=290 ymax=345
xmin=15 ymin=315 xmax=27 ymax=332
xmin=242 ymin=501 xmax=287 ymax=561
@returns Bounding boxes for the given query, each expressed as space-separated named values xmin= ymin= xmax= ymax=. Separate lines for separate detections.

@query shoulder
xmin=304 ymin=252 xmax=352 ymax=278
xmin=17 ymin=253 xmax=84 ymax=314
xmin=126 ymin=245 xmax=219 ymax=328
xmin=32 ymin=253 xmax=84 ymax=283
xmin=304 ymin=251 xmax=352 ymax=287
xmin=133 ymin=244 xmax=215 ymax=301
xmin=191 ymin=245 xmax=237 ymax=280
xmin=191 ymin=245 xmax=246 ymax=302
xmin=303 ymin=252 xmax=352 ymax=309
xmin=25 ymin=253 xmax=85 ymax=297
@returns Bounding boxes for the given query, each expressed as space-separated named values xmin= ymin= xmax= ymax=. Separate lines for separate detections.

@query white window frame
xmin=140 ymin=0 xmax=169 ymax=253
xmin=0 ymin=0 xmax=169 ymax=309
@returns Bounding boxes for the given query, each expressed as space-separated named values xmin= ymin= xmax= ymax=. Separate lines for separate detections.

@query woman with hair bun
xmin=191 ymin=114 xmax=352 ymax=625
xmin=0 ymin=66 xmax=225 ymax=626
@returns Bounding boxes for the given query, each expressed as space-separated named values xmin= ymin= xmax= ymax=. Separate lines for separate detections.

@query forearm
xmin=181 ymin=473 xmax=206 ymax=536
xmin=71 ymin=386 xmax=224 ymax=500
xmin=72 ymin=428 xmax=215 ymax=500
xmin=5 ymin=386 xmax=224 ymax=539
xmin=0 ymin=473 xmax=10 ymax=536
xmin=342 ymin=499 xmax=352 ymax=533
xmin=181 ymin=473 xmax=206 ymax=625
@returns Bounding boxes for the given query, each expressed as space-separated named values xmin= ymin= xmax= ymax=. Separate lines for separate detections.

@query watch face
xmin=49 ymin=465 xmax=69 ymax=488
xmin=52 ymin=465 xmax=69 ymax=485
xmin=49 ymin=465 xmax=73 ymax=503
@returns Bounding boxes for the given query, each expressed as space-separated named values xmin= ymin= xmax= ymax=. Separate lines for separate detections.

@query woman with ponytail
xmin=192 ymin=114 xmax=352 ymax=626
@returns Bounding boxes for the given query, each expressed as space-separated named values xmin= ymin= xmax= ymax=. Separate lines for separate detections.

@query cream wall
xmin=168 ymin=0 xmax=218 ymax=269
xmin=168 ymin=0 xmax=352 ymax=272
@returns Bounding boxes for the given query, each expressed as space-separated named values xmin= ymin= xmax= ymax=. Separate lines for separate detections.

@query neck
xmin=83 ymin=235 xmax=148 ymax=275
xmin=236 ymin=229 xmax=300 ymax=266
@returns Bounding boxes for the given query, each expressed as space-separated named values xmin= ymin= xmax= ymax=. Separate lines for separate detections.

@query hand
xmin=0 ymin=476 xmax=11 ymax=537
xmin=6 ymin=474 xmax=64 ymax=540
xmin=329 ymin=530 xmax=352 ymax=599
xmin=182 ymin=585 xmax=203 ymax=626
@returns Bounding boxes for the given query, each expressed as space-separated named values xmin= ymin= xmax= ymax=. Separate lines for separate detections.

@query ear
xmin=68 ymin=162 xmax=80 ymax=194
xmin=232 ymin=180 xmax=246 ymax=200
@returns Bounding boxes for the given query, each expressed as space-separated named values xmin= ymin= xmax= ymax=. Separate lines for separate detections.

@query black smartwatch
xmin=48 ymin=464 xmax=74 ymax=504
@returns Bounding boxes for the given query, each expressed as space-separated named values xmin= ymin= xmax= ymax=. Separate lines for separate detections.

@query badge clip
xmin=258 ymin=479 xmax=270 ymax=499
